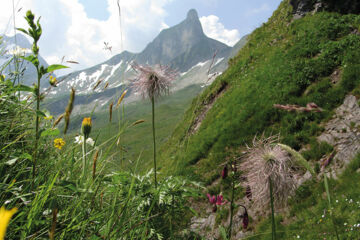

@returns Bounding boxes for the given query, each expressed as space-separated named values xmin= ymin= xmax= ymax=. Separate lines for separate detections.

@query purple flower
xmin=132 ymin=63 xmax=178 ymax=100
xmin=216 ymin=195 xmax=227 ymax=205
xmin=207 ymin=194 xmax=227 ymax=212
xmin=239 ymin=205 xmax=249 ymax=229
xmin=207 ymin=194 xmax=217 ymax=204
xmin=221 ymin=165 xmax=228 ymax=179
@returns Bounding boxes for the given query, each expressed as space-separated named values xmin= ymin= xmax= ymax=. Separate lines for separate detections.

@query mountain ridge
xmin=46 ymin=9 xmax=243 ymax=117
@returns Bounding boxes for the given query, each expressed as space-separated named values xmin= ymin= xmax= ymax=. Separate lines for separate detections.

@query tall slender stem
xmin=151 ymin=96 xmax=157 ymax=188
xmin=269 ymin=177 xmax=276 ymax=240
xmin=82 ymin=137 xmax=87 ymax=182
xmin=32 ymin=68 xmax=41 ymax=187
xmin=228 ymin=175 xmax=235 ymax=239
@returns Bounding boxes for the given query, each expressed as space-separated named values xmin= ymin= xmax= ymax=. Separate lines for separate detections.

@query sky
xmin=0 ymin=0 xmax=282 ymax=74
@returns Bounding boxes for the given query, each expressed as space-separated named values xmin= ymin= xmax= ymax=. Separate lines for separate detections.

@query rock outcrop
xmin=290 ymin=0 xmax=360 ymax=19
xmin=318 ymin=95 xmax=360 ymax=174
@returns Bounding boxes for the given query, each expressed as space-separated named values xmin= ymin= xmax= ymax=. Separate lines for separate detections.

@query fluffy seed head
xmin=132 ymin=62 xmax=178 ymax=100
xmin=240 ymin=135 xmax=299 ymax=210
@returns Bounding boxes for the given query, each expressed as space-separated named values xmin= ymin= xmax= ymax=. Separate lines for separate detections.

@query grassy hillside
xmin=79 ymin=84 xmax=204 ymax=172
xmin=250 ymin=153 xmax=360 ymax=239
xmin=159 ymin=0 xmax=360 ymax=184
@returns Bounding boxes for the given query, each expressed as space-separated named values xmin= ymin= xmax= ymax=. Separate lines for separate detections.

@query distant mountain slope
xmin=45 ymin=9 xmax=240 ymax=116
xmin=1 ymin=34 xmax=50 ymax=87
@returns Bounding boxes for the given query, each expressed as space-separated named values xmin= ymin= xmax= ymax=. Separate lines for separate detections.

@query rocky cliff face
xmin=290 ymin=0 xmax=360 ymax=18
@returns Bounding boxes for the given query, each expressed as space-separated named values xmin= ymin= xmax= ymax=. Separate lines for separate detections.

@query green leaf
xmin=20 ymin=153 xmax=32 ymax=160
xmin=16 ymin=28 xmax=29 ymax=35
xmin=16 ymin=84 xmax=34 ymax=93
xmin=20 ymin=55 xmax=38 ymax=66
xmin=41 ymin=128 xmax=60 ymax=137
xmin=36 ymin=110 xmax=46 ymax=117
xmin=46 ymin=64 xmax=69 ymax=72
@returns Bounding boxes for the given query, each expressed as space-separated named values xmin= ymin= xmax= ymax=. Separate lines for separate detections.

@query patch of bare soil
xmin=188 ymin=82 xmax=229 ymax=135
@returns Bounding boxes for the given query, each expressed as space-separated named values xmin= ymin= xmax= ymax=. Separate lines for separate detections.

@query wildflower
xmin=0 ymin=206 xmax=17 ymax=240
xmin=240 ymin=135 xmax=300 ymax=209
xmin=54 ymin=138 xmax=65 ymax=150
xmin=206 ymin=194 xmax=227 ymax=212
xmin=239 ymin=205 xmax=249 ymax=229
xmin=221 ymin=165 xmax=228 ymax=179
xmin=49 ymin=76 xmax=57 ymax=87
xmin=81 ymin=117 xmax=92 ymax=139
xmin=74 ymin=136 xmax=94 ymax=146
xmin=132 ymin=63 xmax=178 ymax=100
xmin=44 ymin=115 xmax=53 ymax=120
xmin=132 ymin=62 xmax=178 ymax=189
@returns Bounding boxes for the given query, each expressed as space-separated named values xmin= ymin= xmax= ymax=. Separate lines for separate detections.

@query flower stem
xmin=82 ymin=136 xmax=87 ymax=182
xmin=269 ymin=177 xmax=276 ymax=240
xmin=32 ymin=66 xmax=41 ymax=188
xmin=151 ymin=96 xmax=157 ymax=188
xmin=228 ymin=175 xmax=235 ymax=238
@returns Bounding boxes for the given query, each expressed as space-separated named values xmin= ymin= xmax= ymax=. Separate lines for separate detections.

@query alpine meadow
xmin=1 ymin=0 xmax=360 ymax=239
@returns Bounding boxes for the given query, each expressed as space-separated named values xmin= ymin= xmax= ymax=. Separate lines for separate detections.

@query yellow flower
xmin=81 ymin=117 xmax=92 ymax=139
xmin=0 ymin=206 xmax=17 ymax=240
xmin=49 ymin=76 xmax=57 ymax=87
xmin=54 ymin=138 xmax=65 ymax=150
xmin=44 ymin=115 xmax=53 ymax=120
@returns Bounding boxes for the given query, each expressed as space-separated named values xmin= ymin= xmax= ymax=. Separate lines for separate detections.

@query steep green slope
xmin=159 ymin=0 xmax=360 ymax=183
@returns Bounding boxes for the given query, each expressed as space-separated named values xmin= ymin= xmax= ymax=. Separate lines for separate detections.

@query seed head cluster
xmin=132 ymin=63 xmax=178 ymax=100
xmin=240 ymin=135 xmax=299 ymax=210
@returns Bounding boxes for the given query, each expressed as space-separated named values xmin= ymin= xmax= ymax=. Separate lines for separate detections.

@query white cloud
xmin=0 ymin=0 xmax=173 ymax=74
xmin=200 ymin=15 xmax=240 ymax=47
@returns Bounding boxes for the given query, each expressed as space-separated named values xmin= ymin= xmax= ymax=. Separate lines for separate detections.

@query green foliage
xmin=250 ymin=154 xmax=360 ymax=239
xmin=160 ymin=3 xmax=360 ymax=183
xmin=1 ymin=10 xmax=203 ymax=239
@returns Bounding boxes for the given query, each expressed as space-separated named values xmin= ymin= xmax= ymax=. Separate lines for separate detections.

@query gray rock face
xmin=290 ymin=0 xmax=360 ymax=18
xmin=318 ymin=95 xmax=360 ymax=170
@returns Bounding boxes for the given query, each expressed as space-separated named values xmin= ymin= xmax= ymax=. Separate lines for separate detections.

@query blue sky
xmin=0 ymin=0 xmax=282 ymax=72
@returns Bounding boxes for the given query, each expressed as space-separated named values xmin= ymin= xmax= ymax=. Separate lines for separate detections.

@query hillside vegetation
xmin=160 ymin=0 xmax=360 ymax=183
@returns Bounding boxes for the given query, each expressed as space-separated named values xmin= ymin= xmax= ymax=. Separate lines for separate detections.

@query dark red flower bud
xmin=242 ymin=210 xmax=249 ymax=229
xmin=221 ymin=165 xmax=228 ymax=179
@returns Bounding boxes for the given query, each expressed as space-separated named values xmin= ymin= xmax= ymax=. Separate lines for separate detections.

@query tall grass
xmin=0 ymin=10 xmax=202 ymax=239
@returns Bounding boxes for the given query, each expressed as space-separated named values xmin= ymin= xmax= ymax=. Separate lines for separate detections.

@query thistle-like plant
xmin=132 ymin=63 xmax=178 ymax=188
xmin=240 ymin=135 xmax=310 ymax=239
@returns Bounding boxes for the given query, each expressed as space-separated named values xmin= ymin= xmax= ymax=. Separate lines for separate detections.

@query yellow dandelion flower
xmin=0 ymin=206 xmax=17 ymax=240
xmin=81 ymin=117 xmax=92 ymax=139
xmin=54 ymin=138 xmax=65 ymax=150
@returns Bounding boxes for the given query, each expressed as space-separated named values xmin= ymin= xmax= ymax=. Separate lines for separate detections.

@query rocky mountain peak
xmin=186 ymin=9 xmax=199 ymax=21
